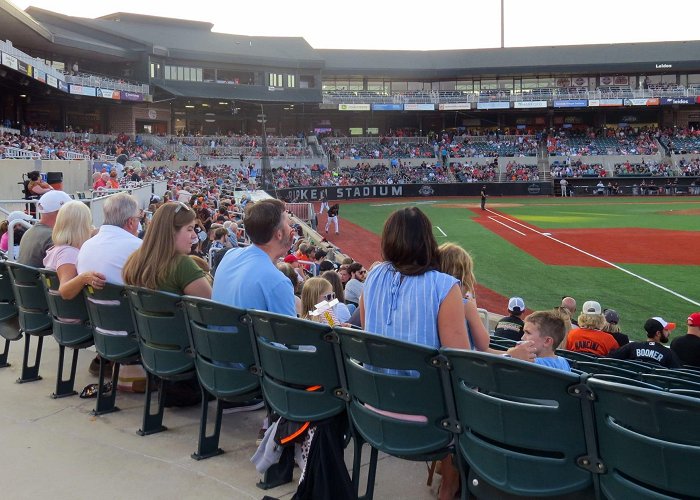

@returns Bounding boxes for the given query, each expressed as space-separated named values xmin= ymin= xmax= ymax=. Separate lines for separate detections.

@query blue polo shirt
xmin=212 ymin=244 xmax=296 ymax=316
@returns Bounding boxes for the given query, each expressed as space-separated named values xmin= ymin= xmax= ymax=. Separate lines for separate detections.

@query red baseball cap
xmin=688 ymin=312 xmax=700 ymax=327
xmin=283 ymin=254 xmax=298 ymax=263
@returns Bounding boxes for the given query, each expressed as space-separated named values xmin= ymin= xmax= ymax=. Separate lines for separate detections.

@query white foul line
xmin=435 ymin=226 xmax=447 ymax=237
xmin=487 ymin=216 xmax=527 ymax=236
xmin=484 ymin=209 xmax=700 ymax=307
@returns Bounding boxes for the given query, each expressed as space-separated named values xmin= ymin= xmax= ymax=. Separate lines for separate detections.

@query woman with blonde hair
xmin=122 ymin=202 xmax=211 ymax=298
xmin=438 ymin=242 xmax=532 ymax=357
xmin=43 ymin=200 xmax=105 ymax=299
xmin=300 ymin=277 xmax=335 ymax=322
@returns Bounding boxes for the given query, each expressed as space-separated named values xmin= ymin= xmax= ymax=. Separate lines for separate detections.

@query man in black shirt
xmin=494 ymin=297 xmax=526 ymax=341
xmin=325 ymin=203 xmax=339 ymax=235
xmin=480 ymin=185 xmax=487 ymax=211
xmin=670 ymin=312 xmax=700 ymax=367
xmin=610 ymin=316 xmax=681 ymax=368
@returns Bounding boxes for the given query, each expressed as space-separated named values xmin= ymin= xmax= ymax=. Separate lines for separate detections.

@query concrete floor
xmin=0 ymin=334 xmax=438 ymax=500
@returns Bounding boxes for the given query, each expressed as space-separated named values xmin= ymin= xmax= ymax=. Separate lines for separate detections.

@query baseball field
xmin=324 ymin=195 xmax=700 ymax=342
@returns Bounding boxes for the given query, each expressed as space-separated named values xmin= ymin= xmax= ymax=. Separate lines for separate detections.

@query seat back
xmin=588 ymin=378 xmax=700 ymax=499
xmin=39 ymin=269 xmax=93 ymax=347
xmin=125 ymin=286 xmax=193 ymax=378
xmin=83 ymin=283 xmax=139 ymax=361
xmin=596 ymin=357 xmax=657 ymax=374
xmin=575 ymin=361 xmax=639 ymax=380
xmin=0 ymin=259 xmax=18 ymax=323
xmin=5 ymin=261 xmax=51 ymax=334
xmin=335 ymin=327 xmax=456 ymax=457
xmin=640 ymin=373 xmax=700 ymax=392
xmin=247 ymin=309 xmax=344 ymax=421
xmin=555 ymin=349 xmax=597 ymax=363
xmin=654 ymin=368 xmax=700 ymax=384
xmin=442 ymin=348 xmax=593 ymax=497
xmin=182 ymin=296 xmax=259 ymax=400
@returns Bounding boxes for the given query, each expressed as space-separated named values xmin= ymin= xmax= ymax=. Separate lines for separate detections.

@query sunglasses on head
xmin=322 ymin=292 xmax=336 ymax=302
xmin=174 ymin=201 xmax=190 ymax=213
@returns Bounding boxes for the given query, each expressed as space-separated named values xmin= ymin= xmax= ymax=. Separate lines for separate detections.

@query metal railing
xmin=63 ymin=72 xmax=149 ymax=95
xmin=0 ymin=146 xmax=41 ymax=159
xmin=322 ymin=87 xmax=700 ymax=105
xmin=0 ymin=39 xmax=65 ymax=84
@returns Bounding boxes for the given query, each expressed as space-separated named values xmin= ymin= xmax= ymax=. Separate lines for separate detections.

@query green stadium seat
xmin=125 ymin=285 xmax=196 ymax=436
xmin=5 ymin=261 xmax=53 ymax=383
xmin=83 ymin=283 xmax=140 ymax=415
xmin=639 ymin=373 xmax=700 ymax=392
xmin=575 ymin=361 xmax=640 ymax=380
xmin=595 ymin=358 xmax=657 ymax=374
xmin=556 ymin=349 xmax=597 ymax=364
xmin=443 ymin=349 xmax=597 ymax=499
xmin=588 ymin=378 xmax=700 ymax=499
xmin=654 ymin=368 xmax=700 ymax=384
xmin=248 ymin=310 xmax=347 ymax=491
xmin=0 ymin=259 xmax=20 ymax=368
xmin=182 ymin=296 xmax=261 ymax=460
xmin=39 ymin=269 xmax=94 ymax=398
xmin=334 ymin=327 xmax=460 ymax=500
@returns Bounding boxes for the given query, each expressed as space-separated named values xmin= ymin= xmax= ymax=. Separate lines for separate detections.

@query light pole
xmin=257 ymin=104 xmax=272 ymax=190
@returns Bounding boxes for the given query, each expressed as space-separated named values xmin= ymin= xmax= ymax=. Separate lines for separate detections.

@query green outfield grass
xmin=342 ymin=196 xmax=700 ymax=341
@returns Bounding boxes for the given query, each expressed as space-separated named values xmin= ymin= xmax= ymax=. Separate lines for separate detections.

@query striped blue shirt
xmin=363 ymin=262 xmax=459 ymax=348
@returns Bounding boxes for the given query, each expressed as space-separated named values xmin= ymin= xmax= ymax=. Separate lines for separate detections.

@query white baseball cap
xmin=37 ymin=190 xmax=72 ymax=213
xmin=582 ymin=300 xmax=602 ymax=315
xmin=508 ymin=297 xmax=525 ymax=313
xmin=6 ymin=211 xmax=33 ymax=223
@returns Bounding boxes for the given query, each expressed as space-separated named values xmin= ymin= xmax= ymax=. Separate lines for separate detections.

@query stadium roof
xmin=319 ymin=41 xmax=700 ymax=78
xmin=2 ymin=4 xmax=700 ymax=77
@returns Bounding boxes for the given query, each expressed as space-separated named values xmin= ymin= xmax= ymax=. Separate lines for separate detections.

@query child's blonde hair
xmin=438 ymin=242 xmax=476 ymax=295
xmin=300 ymin=277 xmax=333 ymax=320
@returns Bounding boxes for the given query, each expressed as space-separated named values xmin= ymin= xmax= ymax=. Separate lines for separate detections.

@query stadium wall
xmin=0 ymin=160 xmax=92 ymax=200
xmin=275 ymin=182 xmax=553 ymax=201
xmin=335 ymin=157 xmax=538 ymax=169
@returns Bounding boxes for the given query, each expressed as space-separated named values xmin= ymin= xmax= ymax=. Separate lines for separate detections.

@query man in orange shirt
xmin=565 ymin=300 xmax=619 ymax=356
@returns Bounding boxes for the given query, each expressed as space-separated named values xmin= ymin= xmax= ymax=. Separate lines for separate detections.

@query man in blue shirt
xmin=213 ymin=198 xmax=296 ymax=317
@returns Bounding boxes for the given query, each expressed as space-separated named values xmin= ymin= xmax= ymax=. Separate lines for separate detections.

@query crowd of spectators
xmin=547 ymin=127 xmax=660 ymax=156
xmin=1 ymin=130 xmax=172 ymax=161
xmin=613 ymin=160 xmax=673 ymax=176
xmin=504 ymin=162 xmax=540 ymax=181
xmin=551 ymin=160 xmax=607 ymax=178
xmin=678 ymin=158 xmax=700 ymax=176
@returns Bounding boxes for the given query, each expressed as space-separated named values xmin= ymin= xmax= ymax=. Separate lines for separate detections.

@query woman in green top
xmin=122 ymin=201 xmax=212 ymax=298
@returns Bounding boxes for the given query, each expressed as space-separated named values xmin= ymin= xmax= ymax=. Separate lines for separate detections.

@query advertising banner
xmin=338 ymin=103 xmax=370 ymax=111
xmin=34 ymin=69 xmax=46 ymax=83
xmin=121 ymin=91 xmax=145 ymax=102
xmin=438 ymin=103 xmax=471 ymax=110
xmin=371 ymin=103 xmax=403 ymax=111
xmin=554 ymin=99 xmax=587 ymax=108
xmin=403 ymin=103 xmax=435 ymax=111
xmin=590 ymin=99 xmax=623 ymax=107
xmin=1 ymin=52 xmax=18 ymax=71
xmin=624 ymin=98 xmax=659 ymax=106
xmin=477 ymin=101 xmax=510 ymax=110
xmin=514 ymin=101 xmax=547 ymax=109
xmin=661 ymin=97 xmax=694 ymax=105
xmin=70 ymin=84 xmax=97 ymax=97
xmin=275 ymin=182 xmax=552 ymax=201
xmin=17 ymin=60 xmax=32 ymax=77
xmin=58 ymin=80 xmax=69 ymax=92
xmin=97 ymin=88 xmax=121 ymax=100
xmin=46 ymin=74 xmax=57 ymax=88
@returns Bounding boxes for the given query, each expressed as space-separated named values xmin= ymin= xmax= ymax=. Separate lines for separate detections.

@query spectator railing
xmin=0 ymin=146 xmax=41 ymax=160
xmin=0 ymin=126 xmax=21 ymax=135
xmin=0 ymin=39 xmax=65 ymax=86
xmin=63 ymin=72 xmax=150 ymax=95
xmin=61 ymin=150 xmax=90 ymax=160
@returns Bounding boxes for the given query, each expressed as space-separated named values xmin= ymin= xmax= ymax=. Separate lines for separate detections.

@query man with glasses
xmin=344 ymin=262 xmax=367 ymax=307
